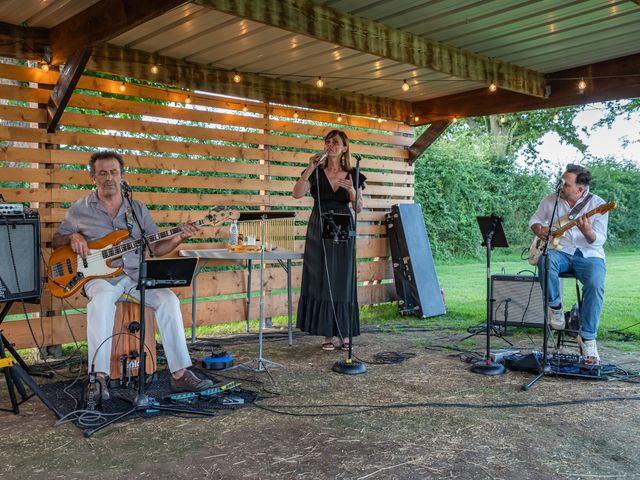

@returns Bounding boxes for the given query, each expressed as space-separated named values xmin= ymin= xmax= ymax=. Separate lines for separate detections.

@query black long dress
xmin=296 ymin=167 xmax=366 ymax=338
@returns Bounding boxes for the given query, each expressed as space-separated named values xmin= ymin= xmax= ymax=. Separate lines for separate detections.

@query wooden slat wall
xmin=0 ymin=62 xmax=414 ymax=349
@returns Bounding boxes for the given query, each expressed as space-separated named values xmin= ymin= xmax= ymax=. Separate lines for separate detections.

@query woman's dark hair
xmin=89 ymin=151 xmax=125 ymax=176
xmin=566 ymin=163 xmax=591 ymax=186
xmin=322 ymin=130 xmax=352 ymax=171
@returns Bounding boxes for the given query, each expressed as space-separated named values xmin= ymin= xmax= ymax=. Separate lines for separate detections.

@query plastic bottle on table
xmin=229 ymin=220 xmax=238 ymax=246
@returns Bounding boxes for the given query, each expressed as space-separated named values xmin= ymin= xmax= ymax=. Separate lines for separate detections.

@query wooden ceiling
xmin=2 ymin=0 xmax=640 ymax=129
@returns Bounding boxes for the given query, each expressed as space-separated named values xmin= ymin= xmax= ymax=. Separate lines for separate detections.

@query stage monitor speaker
xmin=0 ymin=214 xmax=41 ymax=303
xmin=491 ymin=274 xmax=552 ymax=328
xmin=385 ymin=203 xmax=445 ymax=318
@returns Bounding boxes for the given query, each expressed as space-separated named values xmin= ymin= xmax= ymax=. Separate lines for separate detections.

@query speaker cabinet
xmin=491 ymin=274 xmax=549 ymax=327
xmin=385 ymin=203 xmax=445 ymax=318
xmin=0 ymin=214 xmax=41 ymax=303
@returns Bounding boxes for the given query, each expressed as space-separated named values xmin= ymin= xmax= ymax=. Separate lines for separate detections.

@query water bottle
xmin=229 ymin=220 xmax=238 ymax=246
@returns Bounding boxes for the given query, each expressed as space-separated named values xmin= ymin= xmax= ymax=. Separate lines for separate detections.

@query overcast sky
xmin=529 ymin=104 xmax=640 ymax=175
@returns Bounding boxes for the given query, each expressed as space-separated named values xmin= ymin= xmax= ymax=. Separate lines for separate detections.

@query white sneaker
xmin=577 ymin=336 xmax=600 ymax=365
xmin=548 ymin=307 xmax=565 ymax=330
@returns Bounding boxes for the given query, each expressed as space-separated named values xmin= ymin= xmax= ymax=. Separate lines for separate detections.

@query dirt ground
xmin=1 ymin=325 xmax=639 ymax=480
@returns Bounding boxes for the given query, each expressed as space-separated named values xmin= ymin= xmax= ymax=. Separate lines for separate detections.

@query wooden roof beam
xmin=49 ymin=0 xmax=187 ymax=65
xmin=412 ymin=53 xmax=640 ymax=123
xmin=0 ymin=21 xmax=49 ymax=62
xmin=196 ymin=0 xmax=546 ymax=98
xmin=47 ymin=48 xmax=92 ymax=133
xmin=89 ymin=43 xmax=412 ymax=122
xmin=407 ymin=121 xmax=452 ymax=165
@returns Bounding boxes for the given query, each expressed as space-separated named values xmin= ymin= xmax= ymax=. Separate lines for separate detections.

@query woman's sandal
xmin=340 ymin=342 xmax=350 ymax=351
xmin=321 ymin=342 xmax=335 ymax=351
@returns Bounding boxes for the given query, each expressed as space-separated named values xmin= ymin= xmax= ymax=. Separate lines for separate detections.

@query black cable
xmin=252 ymin=395 xmax=640 ymax=418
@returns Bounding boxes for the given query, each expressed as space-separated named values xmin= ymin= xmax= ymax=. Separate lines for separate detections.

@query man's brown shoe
xmin=170 ymin=370 xmax=214 ymax=393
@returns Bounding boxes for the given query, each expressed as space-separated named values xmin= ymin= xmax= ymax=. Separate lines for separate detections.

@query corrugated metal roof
xmin=2 ymin=0 xmax=639 ymax=105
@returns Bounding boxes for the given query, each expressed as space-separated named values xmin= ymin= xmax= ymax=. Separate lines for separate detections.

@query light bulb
xmin=500 ymin=116 xmax=507 ymax=124
xmin=414 ymin=115 xmax=420 ymax=123
xmin=293 ymin=110 xmax=299 ymax=119
xmin=316 ymin=76 xmax=324 ymax=88
xmin=233 ymin=72 xmax=241 ymax=83
xmin=41 ymin=61 xmax=49 ymax=72
xmin=185 ymin=95 xmax=192 ymax=104
xmin=452 ymin=116 xmax=458 ymax=123
xmin=578 ymin=79 xmax=587 ymax=91
xmin=119 ymin=82 xmax=126 ymax=92
xmin=337 ymin=114 xmax=342 ymax=122
xmin=242 ymin=104 xmax=248 ymax=112
xmin=377 ymin=117 xmax=383 ymax=124
xmin=402 ymin=80 xmax=410 ymax=92
xmin=553 ymin=112 xmax=560 ymax=122
xmin=150 ymin=64 xmax=159 ymax=74
xmin=489 ymin=82 xmax=497 ymax=92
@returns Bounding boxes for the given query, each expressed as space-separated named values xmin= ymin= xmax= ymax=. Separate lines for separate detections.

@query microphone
xmin=314 ymin=151 xmax=329 ymax=166
xmin=353 ymin=154 xmax=362 ymax=162
xmin=555 ymin=178 xmax=565 ymax=191
xmin=120 ymin=179 xmax=132 ymax=193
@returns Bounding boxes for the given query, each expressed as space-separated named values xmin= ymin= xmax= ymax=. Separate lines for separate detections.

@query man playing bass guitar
xmin=529 ymin=164 xmax=609 ymax=365
xmin=52 ymin=151 xmax=213 ymax=400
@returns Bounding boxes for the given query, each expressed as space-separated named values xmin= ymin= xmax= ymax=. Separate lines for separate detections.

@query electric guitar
xmin=47 ymin=209 xmax=238 ymax=298
xmin=527 ymin=201 xmax=616 ymax=266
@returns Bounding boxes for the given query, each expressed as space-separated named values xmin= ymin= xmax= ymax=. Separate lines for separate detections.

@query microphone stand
xmin=522 ymin=184 xmax=562 ymax=391
xmin=84 ymin=186 xmax=214 ymax=437
xmin=333 ymin=154 xmax=366 ymax=375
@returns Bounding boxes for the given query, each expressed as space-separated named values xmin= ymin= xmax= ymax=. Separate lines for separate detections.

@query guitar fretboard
xmin=100 ymin=216 xmax=212 ymax=260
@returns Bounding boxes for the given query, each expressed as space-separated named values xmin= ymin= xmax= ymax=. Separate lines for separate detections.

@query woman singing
xmin=293 ymin=130 xmax=366 ymax=351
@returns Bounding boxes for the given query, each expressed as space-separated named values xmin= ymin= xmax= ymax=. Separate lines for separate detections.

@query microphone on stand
xmin=120 ymin=179 xmax=133 ymax=193
xmin=555 ymin=178 xmax=565 ymax=192
xmin=314 ymin=151 xmax=329 ymax=167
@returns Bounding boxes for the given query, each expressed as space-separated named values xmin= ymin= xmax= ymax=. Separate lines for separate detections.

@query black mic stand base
xmin=471 ymin=359 xmax=505 ymax=376
xmin=332 ymin=358 xmax=367 ymax=375
xmin=521 ymin=364 xmax=553 ymax=391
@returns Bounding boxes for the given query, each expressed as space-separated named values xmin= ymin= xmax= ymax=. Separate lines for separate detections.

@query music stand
xmin=472 ymin=215 xmax=509 ymax=375
xmin=237 ymin=211 xmax=295 ymax=372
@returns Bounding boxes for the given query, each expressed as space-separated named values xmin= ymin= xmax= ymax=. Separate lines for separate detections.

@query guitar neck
xmin=102 ymin=217 xmax=209 ymax=260
xmin=554 ymin=204 xmax=608 ymax=237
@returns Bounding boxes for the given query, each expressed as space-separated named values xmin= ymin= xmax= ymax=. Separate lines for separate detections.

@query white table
xmin=179 ymin=248 xmax=303 ymax=346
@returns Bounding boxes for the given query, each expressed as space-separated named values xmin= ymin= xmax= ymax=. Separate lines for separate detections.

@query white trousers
xmin=84 ymin=276 xmax=192 ymax=375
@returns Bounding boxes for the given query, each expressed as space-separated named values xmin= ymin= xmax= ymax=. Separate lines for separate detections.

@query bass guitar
xmin=47 ymin=209 xmax=237 ymax=298
xmin=527 ymin=201 xmax=616 ymax=266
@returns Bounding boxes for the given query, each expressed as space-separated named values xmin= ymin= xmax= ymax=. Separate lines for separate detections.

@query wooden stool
xmin=109 ymin=294 xmax=157 ymax=386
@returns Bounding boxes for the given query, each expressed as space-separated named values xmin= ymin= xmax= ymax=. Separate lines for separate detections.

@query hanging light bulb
xmin=119 ymin=82 xmax=126 ymax=92
xmin=500 ymin=116 xmax=507 ymax=124
xmin=414 ymin=114 xmax=420 ymax=123
xmin=233 ymin=72 xmax=241 ymax=83
xmin=337 ymin=114 xmax=343 ymax=122
xmin=185 ymin=95 xmax=192 ymax=104
xmin=377 ymin=117 xmax=383 ymax=124
xmin=489 ymin=82 xmax=497 ymax=92
xmin=578 ymin=78 xmax=587 ymax=91
xmin=452 ymin=116 xmax=458 ymax=123
xmin=553 ymin=112 xmax=560 ymax=122
xmin=316 ymin=76 xmax=324 ymax=88
xmin=242 ymin=104 xmax=248 ymax=112
xmin=150 ymin=64 xmax=159 ymax=74
xmin=402 ymin=80 xmax=410 ymax=92
xmin=40 ymin=61 xmax=49 ymax=72
xmin=293 ymin=110 xmax=299 ymax=119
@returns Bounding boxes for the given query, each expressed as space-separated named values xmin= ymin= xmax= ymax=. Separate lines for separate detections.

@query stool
xmin=556 ymin=272 xmax=583 ymax=348
xmin=109 ymin=294 xmax=157 ymax=387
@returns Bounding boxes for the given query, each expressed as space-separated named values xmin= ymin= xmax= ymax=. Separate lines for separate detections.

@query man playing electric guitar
xmin=529 ymin=164 xmax=609 ymax=365
xmin=52 ymin=151 xmax=213 ymax=401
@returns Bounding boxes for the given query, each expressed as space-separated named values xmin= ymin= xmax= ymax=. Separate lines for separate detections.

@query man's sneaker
xmin=549 ymin=306 xmax=565 ymax=330
xmin=170 ymin=370 xmax=214 ymax=393
xmin=86 ymin=375 xmax=110 ymax=403
xmin=577 ymin=336 xmax=600 ymax=365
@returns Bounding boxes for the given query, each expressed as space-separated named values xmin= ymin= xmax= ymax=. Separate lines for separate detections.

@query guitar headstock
xmin=205 ymin=209 xmax=240 ymax=225
xmin=596 ymin=202 xmax=617 ymax=215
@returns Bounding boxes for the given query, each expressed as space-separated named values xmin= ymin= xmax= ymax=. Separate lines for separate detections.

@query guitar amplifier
xmin=491 ymin=274 xmax=545 ymax=328
xmin=0 ymin=213 xmax=41 ymax=303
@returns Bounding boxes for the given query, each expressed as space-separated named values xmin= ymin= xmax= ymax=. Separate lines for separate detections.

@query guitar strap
xmin=567 ymin=192 xmax=593 ymax=221
xmin=124 ymin=206 xmax=134 ymax=234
